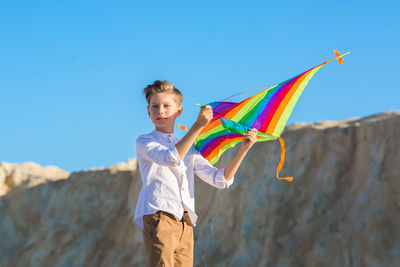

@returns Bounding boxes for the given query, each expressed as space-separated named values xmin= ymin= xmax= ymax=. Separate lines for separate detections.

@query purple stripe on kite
xmin=253 ymin=73 xmax=304 ymax=130
xmin=211 ymin=102 xmax=237 ymax=115
xmin=199 ymin=132 xmax=235 ymax=155
xmin=201 ymin=134 xmax=242 ymax=159
xmin=252 ymin=85 xmax=283 ymax=129
xmin=246 ymin=89 xmax=276 ymax=128
xmin=196 ymin=127 xmax=228 ymax=151
xmin=200 ymin=133 xmax=241 ymax=157
xmin=254 ymin=67 xmax=318 ymax=129
xmin=197 ymin=133 xmax=219 ymax=152
xmin=260 ymin=74 xmax=306 ymax=132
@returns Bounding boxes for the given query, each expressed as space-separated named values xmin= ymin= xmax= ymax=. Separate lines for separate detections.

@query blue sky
xmin=1 ymin=0 xmax=399 ymax=172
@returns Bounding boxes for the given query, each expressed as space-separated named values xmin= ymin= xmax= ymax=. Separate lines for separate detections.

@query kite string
xmin=221 ymin=86 xmax=273 ymax=102
xmin=216 ymin=51 xmax=352 ymax=103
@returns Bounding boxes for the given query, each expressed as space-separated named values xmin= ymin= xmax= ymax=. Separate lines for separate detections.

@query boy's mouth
xmin=157 ymin=117 xmax=166 ymax=121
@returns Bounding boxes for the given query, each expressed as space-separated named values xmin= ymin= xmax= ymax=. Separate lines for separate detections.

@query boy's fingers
xmin=244 ymin=130 xmax=257 ymax=141
xmin=201 ymin=105 xmax=212 ymax=115
xmin=245 ymin=129 xmax=257 ymax=135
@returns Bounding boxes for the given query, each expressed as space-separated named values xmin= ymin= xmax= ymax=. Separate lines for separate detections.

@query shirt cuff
xmin=215 ymin=168 xmax=234 ymax=188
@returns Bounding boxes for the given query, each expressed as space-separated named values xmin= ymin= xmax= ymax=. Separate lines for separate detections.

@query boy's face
xmin=147 ymin=92 xmax=182 ymax=133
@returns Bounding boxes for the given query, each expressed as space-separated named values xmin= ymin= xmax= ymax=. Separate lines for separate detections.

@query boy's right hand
xmin=195 ymin=105 xmax=213 ymax=128
xmin=176 ymin=105 xmax=213 ymax=160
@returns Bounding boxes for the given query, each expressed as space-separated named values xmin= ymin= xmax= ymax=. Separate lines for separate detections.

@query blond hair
xmin=143 ymin=80 xmax=183 ymax=105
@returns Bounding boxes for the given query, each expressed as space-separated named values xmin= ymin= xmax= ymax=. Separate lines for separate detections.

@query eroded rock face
xmin=0 ymin=159 xmax=143 ymax=267
xmin=1 ymin=112 xmax=400 ymax=267
xmin=0 ymin=162 xmax=69 ymax=196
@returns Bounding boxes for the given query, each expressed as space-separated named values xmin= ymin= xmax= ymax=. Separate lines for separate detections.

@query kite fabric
xmin=190 ymin=50 xmax=351 ymax=182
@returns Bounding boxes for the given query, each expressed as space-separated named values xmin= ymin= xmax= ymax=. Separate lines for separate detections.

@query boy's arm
xmin=192 ymin=128 xmax=258 ymax=189
xmin=175 ymin=105 xmax=213 ymax=160
xmin=224 ymin=128 xmax=258 ymax=181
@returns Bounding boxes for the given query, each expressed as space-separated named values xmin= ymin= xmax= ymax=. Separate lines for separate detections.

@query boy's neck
xmin=155 ymin=126 xmax=174 ymax=134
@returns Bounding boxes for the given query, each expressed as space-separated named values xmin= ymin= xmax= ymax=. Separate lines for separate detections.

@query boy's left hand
xmin=241 ymin=128 xmax=258 ymax=151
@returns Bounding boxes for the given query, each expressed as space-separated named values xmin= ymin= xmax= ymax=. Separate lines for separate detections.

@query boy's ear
xmin=147 ymin=105 xmax=150 ymax=116
xmin=176 ymin=105 xmax=183 ymax=117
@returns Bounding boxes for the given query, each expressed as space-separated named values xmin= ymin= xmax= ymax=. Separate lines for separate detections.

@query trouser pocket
xmin=143 ymin=212 xmax=161 ymax=236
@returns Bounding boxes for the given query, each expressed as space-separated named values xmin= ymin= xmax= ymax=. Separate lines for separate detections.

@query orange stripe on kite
xmin=225 ymin=95 xmax=254 ymax=120
xmin=199 ymin=117 xmax=222 ymax=135
xmin=266 ymin=69 xmax=311 ymax=134
xmin=206 ymin=136 xmax=242 ymax=161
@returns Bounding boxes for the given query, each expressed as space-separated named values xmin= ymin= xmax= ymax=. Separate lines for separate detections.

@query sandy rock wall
xmin=0 ymin=159 xmax=144 ymax=267
xmin=1 ymin=112 xmax=399 ymax=266
xmin=0 ymin=162 xmax=69 ymax=196
xmin=194 ymin=112 xmax=400 ymax=266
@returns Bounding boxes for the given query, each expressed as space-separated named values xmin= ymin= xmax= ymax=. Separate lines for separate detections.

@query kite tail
xmin=276 ymin=137 xmax=293 ymax=182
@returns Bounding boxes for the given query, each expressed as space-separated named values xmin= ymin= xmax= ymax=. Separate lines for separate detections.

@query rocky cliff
xmin=1 ymin=112 xmax=399 ymax=267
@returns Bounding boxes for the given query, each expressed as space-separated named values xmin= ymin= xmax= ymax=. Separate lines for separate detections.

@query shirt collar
xmin=152 ymin=130 xmax=175 ymax=139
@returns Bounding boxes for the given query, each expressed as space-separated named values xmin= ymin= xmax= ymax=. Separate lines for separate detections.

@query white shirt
xmin=133 ymin=130 xmax=234 ymax=229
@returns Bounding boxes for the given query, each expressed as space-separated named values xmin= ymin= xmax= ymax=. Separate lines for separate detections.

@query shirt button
xmin=181 ymin=188 xmax=184 ymax=191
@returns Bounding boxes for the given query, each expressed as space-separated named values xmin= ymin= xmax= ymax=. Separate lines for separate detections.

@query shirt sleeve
xmin=136 ymin=136 xmax=181 ymax=167
xmin=192 ymin=147 xmax=234 ymax=189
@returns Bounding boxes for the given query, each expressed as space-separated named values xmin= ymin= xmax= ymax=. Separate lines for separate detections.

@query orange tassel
xmin=334 ymin=49 xmax=344 ymax=65
xmin=178 ymin=123 xmax=189 ymax=132
xmin=276 ymin=137 xmax=293 ymax=182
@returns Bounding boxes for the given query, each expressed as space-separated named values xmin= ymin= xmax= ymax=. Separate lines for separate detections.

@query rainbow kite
xmin=191 ymin=50 xmax=351 ymax=182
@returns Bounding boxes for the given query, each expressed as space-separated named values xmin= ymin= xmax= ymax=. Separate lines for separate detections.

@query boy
xmin=134 ymin=80 xmax=258 ymax=266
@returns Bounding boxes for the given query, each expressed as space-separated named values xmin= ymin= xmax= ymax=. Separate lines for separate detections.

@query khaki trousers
xmin=142 ymin=211 xmax=194 ymax=267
